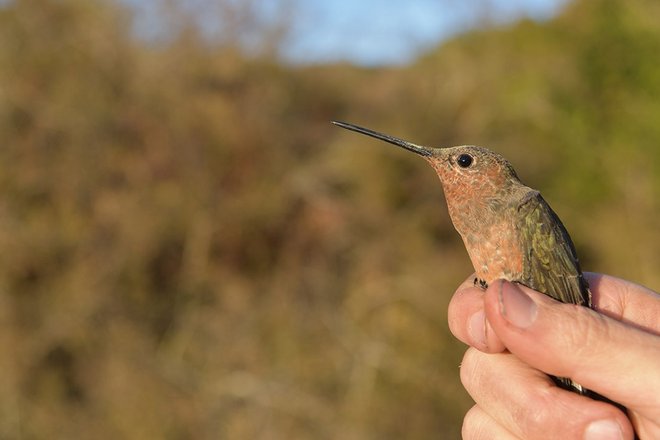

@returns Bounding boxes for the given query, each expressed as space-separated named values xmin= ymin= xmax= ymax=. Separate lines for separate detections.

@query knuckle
xmin=556 ymin=306 xmax=610 ymax=373
xmin=520 ymin=392 xmax=552 ymax=434
xmin=515 ymin=386 xmax=577 ymax=440
xmin=461 ymin=405 xmax=488 ymax=440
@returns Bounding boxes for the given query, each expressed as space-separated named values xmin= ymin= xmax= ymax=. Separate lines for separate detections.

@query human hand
xmin=447 ymin=273 xmax=660 ymax=439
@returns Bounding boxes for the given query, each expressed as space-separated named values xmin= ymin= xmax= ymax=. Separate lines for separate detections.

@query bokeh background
xmin=1 ymin=0 xmax=659 ymax=438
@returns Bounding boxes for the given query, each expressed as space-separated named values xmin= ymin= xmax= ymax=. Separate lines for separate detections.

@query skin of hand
xmin=447 ymin=273 xmax=660 ymax=440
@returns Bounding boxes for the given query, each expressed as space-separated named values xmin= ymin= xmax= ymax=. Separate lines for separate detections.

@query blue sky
xmin=124 ymin=0 xmax=567 ymax=66
xmin=283 ymin=0 xmax=566 ymax=65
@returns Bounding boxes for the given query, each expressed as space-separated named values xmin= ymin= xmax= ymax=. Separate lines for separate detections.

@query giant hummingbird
xmin=333 ymin=120 xmax=600 ymax=398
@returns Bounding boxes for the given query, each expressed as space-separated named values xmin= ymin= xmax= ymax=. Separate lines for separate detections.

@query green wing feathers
xmin=516 ymin=192 xmax=591 ymax=307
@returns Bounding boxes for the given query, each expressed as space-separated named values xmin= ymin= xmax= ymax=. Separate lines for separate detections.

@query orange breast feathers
xmin=461 ymin=219 xmax=524 ymax=284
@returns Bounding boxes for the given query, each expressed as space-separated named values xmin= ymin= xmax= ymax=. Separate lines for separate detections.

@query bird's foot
xmin=473 ymin=277 xmax=488 ymax=290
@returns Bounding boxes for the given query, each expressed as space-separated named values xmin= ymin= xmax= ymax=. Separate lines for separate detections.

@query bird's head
xmin=332 ymin=121 xmax=522 ymax=206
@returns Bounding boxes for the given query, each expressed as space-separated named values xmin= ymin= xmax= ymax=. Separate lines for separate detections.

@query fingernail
xmin=584 ymin=419 xmax=623 ymax=440
xmin=468 ymin=310 xmax=487 ymax=348
xmin=498 ymin=281 xmax=537 ymax=328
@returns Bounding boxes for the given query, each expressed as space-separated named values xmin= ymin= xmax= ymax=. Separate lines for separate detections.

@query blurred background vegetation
xmin=1 ymin=0 xmax=659 ymax=438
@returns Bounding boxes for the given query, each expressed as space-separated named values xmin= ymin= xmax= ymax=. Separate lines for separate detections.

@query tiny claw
xmin=473 ymin=278 xmax=488 ymax=290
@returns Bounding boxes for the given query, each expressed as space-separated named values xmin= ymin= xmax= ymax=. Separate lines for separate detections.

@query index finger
xmin=585 ymin=272 xmax=660 ymax=335
xmin=447 ymin=274 xmax=506 ymax=353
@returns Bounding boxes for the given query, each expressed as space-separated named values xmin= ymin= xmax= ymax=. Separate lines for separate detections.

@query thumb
xmin=483 ymin=280 xmax=660 ymax=411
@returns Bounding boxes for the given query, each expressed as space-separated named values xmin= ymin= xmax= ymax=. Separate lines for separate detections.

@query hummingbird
xmin=332 ymin=120 xmax=593 ymax=395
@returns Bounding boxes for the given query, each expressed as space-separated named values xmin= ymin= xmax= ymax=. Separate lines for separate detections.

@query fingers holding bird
xmin=459 ymin=347 xmax=635 ymax=440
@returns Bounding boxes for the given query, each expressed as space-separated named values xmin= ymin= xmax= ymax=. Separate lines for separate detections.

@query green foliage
xmin=0 ymin=0 xmax=658 ymax=438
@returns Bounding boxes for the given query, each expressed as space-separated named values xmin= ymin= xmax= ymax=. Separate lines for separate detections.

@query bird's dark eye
xmin=456 ymin=154 xmax=473 ymax=168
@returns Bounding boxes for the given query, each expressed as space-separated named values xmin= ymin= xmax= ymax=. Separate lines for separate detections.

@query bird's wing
xmin=515 ymin=191 xmax=591 ymax=307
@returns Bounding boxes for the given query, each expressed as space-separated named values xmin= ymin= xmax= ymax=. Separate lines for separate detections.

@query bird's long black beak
xmin=332 ymin=121 xmax=433 ymax=157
